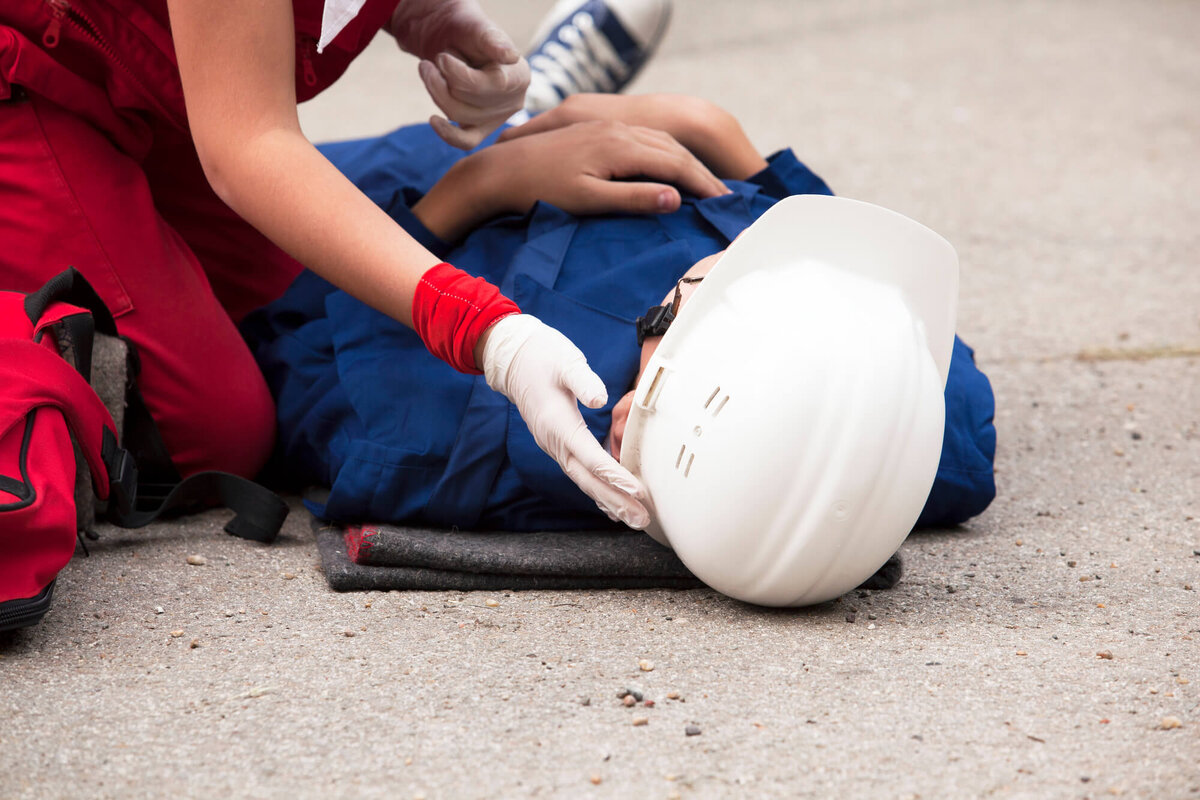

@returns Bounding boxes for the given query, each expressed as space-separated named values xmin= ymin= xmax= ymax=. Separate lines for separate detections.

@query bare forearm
xmin=168 ymin=0 xmax=440 ymax=327
xmin=665 ymin=98 xmax=768 ymax=181
xmin=411 ymin=151 xmax=509 ymax=243
xmin=208 ymin=128 xmax=439 ymax=326
xmin=414 ymin=118 xmax=734 ymax=241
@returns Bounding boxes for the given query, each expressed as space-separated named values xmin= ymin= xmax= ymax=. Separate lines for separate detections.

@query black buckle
xmin=100 ymin=427 xmax=137 ymax=517
xmin=634 ymin=276 xmax=705 ymax=347
xmin=635 ymin=304 xmax=675 ymax=347
xmin=107 ymin=448 xmax=137 ymax=517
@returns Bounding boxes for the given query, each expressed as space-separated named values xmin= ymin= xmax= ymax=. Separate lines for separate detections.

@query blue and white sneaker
xmin=522 ymin=0 xmax=673 ymax=114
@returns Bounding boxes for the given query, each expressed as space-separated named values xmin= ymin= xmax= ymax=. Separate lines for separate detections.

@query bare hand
xmin=500 ymin=94 xmax=768 ymax=180
xmin=413 ymin=119 xmax=733 ymax=241
xmin=492 ymin=119 xmax=731 ymax=216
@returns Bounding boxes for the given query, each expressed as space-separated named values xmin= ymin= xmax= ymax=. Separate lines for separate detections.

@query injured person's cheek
xmin=607 ymin=389 xmax=636 ymax=461
xmin=609 ymin=251 xmax=723 ymax=461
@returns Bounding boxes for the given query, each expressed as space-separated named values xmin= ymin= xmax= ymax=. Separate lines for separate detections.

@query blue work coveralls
xmin=244 ymin=124 xmax=997 ymax=532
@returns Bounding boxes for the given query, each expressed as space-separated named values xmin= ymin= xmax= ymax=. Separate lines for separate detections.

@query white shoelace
xmin=525 ymin=12 xmax=631 ymax=112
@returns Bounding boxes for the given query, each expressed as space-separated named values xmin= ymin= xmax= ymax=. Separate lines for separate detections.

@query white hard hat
xmin=620 ymin=195 xmax=959 ymax=606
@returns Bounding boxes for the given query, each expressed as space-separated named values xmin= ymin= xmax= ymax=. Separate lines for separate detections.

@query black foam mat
xmin=314 ymin=517 xmax=703 ymax=591
xmin=312 ymin=516 xmax=903 ymax=594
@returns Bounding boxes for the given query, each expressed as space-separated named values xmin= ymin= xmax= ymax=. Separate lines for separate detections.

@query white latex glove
xmin=479 ymin=314 xmax=651 ymax=529
xmin=389 ymin=0 xmax=531 ymax=150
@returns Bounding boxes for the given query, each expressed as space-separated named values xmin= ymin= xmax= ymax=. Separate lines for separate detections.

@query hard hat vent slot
xmin=675 ymin=445 xmax=695 ymax=477
xmin=638 ymin=366 xmax=668 ymax=411
xmin=704 ymin=386 xmax=729 ymax=417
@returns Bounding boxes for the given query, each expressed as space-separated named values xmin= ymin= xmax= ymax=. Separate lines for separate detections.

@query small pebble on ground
xmin=639 ymin=659 xmax=654 ymax=672
xmin=685 ymin=725 xmax=701 ymax=736
xmin=186 ymin=555 xmax=206 ymax=566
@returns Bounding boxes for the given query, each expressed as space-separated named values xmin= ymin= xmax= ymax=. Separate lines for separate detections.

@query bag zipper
xmin=0 ymin=581 xmax=56 ymax=632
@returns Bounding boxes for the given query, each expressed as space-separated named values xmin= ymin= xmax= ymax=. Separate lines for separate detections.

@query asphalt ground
xmin=2 ymin=1 xmax=1198 ymax=797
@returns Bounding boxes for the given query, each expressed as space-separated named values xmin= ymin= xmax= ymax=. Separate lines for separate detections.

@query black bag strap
xmin=119 ymin=373 xmax=183 ymax=489
xmin=29 ymin=268 xmax=289 ymax=543
xmin=24 ymin=266 xmax=119 ymax=336
xmin=24 ymin=267 xmax=112 ymax=386
xmin=23 ymin=268 xmax=174 ymax=478
xmin=107 ymin=469 xmax=289 ymax=544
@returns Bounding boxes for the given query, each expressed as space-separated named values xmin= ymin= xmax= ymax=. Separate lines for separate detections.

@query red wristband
xmin=412 ymin=263 xmax=520 ymax=374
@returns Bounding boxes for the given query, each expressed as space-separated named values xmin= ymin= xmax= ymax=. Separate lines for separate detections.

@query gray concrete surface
xmin=3 ymin=1 xmax=1198 ymax=797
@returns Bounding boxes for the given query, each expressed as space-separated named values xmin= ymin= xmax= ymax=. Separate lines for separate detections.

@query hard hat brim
xmin=619 ymin=195 xmax=960 ymax=604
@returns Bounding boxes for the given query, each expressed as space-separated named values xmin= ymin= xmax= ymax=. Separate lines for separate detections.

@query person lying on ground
xmin=244 ymin=94 xmax=997 ymax=533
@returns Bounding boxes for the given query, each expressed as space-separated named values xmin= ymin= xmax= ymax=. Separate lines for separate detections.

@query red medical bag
xmin=1 ymin=269 xmax=287 ymax=631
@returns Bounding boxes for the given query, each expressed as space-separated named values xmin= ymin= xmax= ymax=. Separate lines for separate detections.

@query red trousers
xmin=0 ymin=87 xmax=302 ymax=479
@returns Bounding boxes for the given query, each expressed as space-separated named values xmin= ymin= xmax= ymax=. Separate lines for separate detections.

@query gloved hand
xmin=478 ymin=314 xmax=650 ymax=529
xmin=388 ymin=0 xmax=531 ymax=150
